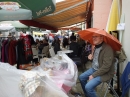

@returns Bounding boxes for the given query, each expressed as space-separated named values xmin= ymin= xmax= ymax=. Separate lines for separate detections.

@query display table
xmin=58 ymin=50 xmax=73 ymax=54
xmin=0 ymin=53 xmax=78 ymax=97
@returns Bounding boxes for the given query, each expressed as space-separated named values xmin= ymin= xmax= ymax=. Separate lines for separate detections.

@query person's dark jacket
xmin=70 ymin=33 xmax=76 ymax=42
xmin=52 ymin=42 xmax=61 ymax=54
xmin=70 ymin=35 xmax=76 ymax=42
xmin=80 ymin=43 xmax=92 ymax=64
xmin=63 ymin=37 xmax=69 ymax=48
xmin=17 ymin=39 xmax=30 ymax=68
xmin=69 ymin=41 xmax=79 ymax=57
xmin=38 ymin=43 xmax=49 ymax=54
xmin=92 ymin=42 xmax=115 ymax=82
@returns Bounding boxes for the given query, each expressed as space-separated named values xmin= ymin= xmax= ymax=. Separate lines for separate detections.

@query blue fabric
xmin=79 ymin=68 xmax=101 ymax=97
xmin=120 ymin=62 xmax=130 ymax=97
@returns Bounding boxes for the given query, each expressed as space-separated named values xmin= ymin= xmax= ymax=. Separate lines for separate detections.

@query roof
xmin=20 ymin=0 xmax=90 ymax=31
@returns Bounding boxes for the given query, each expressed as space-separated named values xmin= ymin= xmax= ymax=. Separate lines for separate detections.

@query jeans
xmin=79 ymin=68 xmax=101 ymax=97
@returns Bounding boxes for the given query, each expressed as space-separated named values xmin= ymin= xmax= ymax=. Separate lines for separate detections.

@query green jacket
xmin=92 ymin=42 xmax=115 ymax=82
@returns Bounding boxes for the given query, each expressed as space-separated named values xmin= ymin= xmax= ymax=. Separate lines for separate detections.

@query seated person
xmin=62 ymin=37 xmax=69 ymax=49
xmin=35 ymin=39 xmax=40 ymax=45
xmin=77 ymin=37 xmax=86 ymax=56
xmin=69 ymin=38 xmax=79 ymax=58
xmin=79 ymin=33 xmax=115 ymax=97
xmin=38 ymin=39 xmax=49 ymax=54
xmin=80 ymin=40 xmax=92 ymax=65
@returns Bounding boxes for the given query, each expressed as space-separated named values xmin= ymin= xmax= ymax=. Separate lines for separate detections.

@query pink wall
xmin=93 ymin=0 xmax=112 ymax=30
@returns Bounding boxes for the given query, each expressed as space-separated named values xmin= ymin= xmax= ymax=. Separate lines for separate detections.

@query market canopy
xmin=0 ymin=21 xmax=28 ymax=28
xmin=20 ymin=0 xmax=91 ymax=31
xmin=0 ymin=0 xmax=56 ymax=20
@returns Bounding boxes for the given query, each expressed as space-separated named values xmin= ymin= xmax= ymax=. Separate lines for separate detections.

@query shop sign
xmin=36 ymin=6 xmax=52 ymax=17
xmin=117 ymin=23 xmax=125 ymax=30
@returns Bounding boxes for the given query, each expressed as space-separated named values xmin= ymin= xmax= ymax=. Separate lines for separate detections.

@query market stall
xmin=0 ymin=53 xmax=78 ymax=97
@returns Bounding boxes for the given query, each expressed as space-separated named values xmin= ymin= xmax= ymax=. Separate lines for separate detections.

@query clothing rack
xmin=0 ymin=36 xmax=18 ymax=65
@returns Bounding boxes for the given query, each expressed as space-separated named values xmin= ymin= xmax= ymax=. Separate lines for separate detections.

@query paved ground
xmin=68 ymin=62 xmax=114 ymax=97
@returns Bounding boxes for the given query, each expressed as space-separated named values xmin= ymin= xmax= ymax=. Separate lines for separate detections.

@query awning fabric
xmin=20 ymin=0 xmax=90 ymax=31
xmin=20 ymin=20 xmax=58 ymax=31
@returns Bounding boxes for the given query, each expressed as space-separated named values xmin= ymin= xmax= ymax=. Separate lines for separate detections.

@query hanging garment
xmin=1 ymin=40 xmax=8 ymax=62
xmin=0 ymin=38 xmax=4 ymax=60
xmin=5 ymin=40 xmax=10 ymax=62
xmin=22 ymin=35 xmax=33 ymax=62
xmin=17 ymin=36 xmax=33 ymax=69
xmin=17 ymin=40 xmax=28 ymax=65
xmin=8 ymin=40 xmax=17 ymax=65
